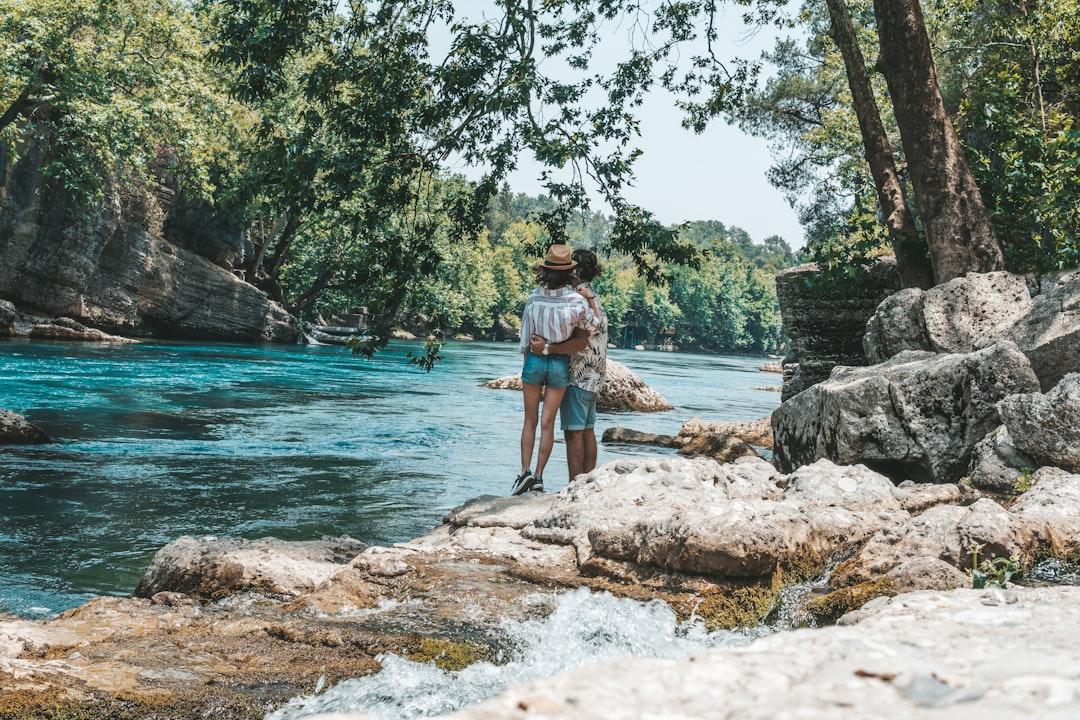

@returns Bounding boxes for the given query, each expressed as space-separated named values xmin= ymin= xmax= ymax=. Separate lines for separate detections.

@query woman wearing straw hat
xmin=512 ymin=244 xmax=600 ymax=496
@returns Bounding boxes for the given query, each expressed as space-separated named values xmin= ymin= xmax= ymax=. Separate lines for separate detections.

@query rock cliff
xmin=0 ymin=137 xmax=295 ymax=342
xmin=772 ymin=269 xmax=1080 ymax=485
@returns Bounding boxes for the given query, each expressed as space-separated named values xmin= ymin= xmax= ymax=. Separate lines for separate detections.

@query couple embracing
xmin=512 ymin=244 xmax=608 ymax=495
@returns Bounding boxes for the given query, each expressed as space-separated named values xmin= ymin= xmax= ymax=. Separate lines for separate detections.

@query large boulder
xmin=775 ymin=258 xmax=901 ymax=400
xmin=483 ymin=359 xmax=672 ymax=412
xmin=771 ymin=341 xmax=1041 ymax=483
xmin=989 ymin=270 xmax=1080 ymax=389
xmin=997 ymin=373 xmax=1080 ymax=473
xmin=863 ymin=271 xmax=1032 ymax=363
xmin=0 ymin=409 xmax=49 ymax=444
xmin=599 ymin=359 xmax=673 ymax=411
xmin=133 ymin=535 xmax=367 ymax=599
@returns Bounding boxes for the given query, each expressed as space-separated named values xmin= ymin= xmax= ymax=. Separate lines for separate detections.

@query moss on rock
xmin=805 ymin=577 xmax=896 ymax=625
xmin=401 ymin=637 xmax=496 ymax=671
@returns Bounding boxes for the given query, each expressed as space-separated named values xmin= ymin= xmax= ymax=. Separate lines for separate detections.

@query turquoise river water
xmin=0 ymin=338 xmax=781 ymax=619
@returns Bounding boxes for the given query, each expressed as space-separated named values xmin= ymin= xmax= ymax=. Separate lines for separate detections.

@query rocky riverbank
xmin=2 ymin=268 xmax=1078 ymax=719
xmin=3 ymin=452 xmax=1080 ymax=718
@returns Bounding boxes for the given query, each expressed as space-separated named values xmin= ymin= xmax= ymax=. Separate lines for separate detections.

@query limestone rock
xmin=0 ymin=299 xmax=14 ymax=336
xmin=601 ymin=426 xmax=684 ymax=448
xmin=775 ymin=258 xmax=901 ymax=400
xmin=679 ymin=416 xmax=773 ymax=449
xmin=891 ymin=481 xmax=963 ymax=514
xmin=990 ymin=270 xmax=1080 ymax=389
xmin=968 ymin=426 xmax=1037 ymax=493
xmin=138 ymin=235 xmax=296 ymax=342
xmin=0 ymin=137 xmax=296 ymax=343
xmin=28 ymin=316 xmax=138 ymax=342
xmin=998 ymin=373 xmax=1080 ymax=473
xmin=443 ymin=493 xmax=559 ymax=530
xmin=133 ymin=535 xmax=367 ymax=599
xmin=483 ymin=359 xmax=672 ymax=412
xmin=830 ymin=498 xmax=1029 ymax=587
xmin=675 ymin=433 xmax=759 ymax=462
xmin=864 ymin=271 xmax=1032 ymax=363
xmin=772 ymin=341 xmax=1041 ymax=483
xmin=1010 ymin=466 xmax=1080 ymax=559
xmin=0 ymin=409 xmax=49 ymax=444
xmin=533 ymin=457 xmax=913 ymax=579
xmin=884 ymin=557 xmax=970 ymax=593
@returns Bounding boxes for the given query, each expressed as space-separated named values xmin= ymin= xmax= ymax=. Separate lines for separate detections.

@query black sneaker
xmin=530 ymin=478 xmax=544 ymax=493
xmin=511 ymin=470 xmax=536 ymax=496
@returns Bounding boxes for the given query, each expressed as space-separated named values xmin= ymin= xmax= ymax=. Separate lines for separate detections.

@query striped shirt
xmin=519 ymin=286 xmax=600 ymax=353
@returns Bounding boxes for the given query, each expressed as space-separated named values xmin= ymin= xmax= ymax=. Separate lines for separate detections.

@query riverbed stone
xmin=863 ymin=271 xmax=1032 ymax=363
xmin=884 ymin=556 xmax=971 ymax=593
xmin=998 ymin=373 xmax=1080 ymax=473
xmin=676 ymin=432 xmax=760 ymax=462
xmin=0 ymin=409 xmax=49 ymax=444
xmin=772 ymin=341 xmax=1041 ymax=483
xmin=133 ymin=535 xmax=368 ymax=599
xmin=600 ymin=426 xmax=684 ymax=448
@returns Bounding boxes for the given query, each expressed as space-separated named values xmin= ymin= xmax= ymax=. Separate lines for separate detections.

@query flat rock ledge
xmin=484 ymin=358 xmax=672 ymax=412
xmin=311 ymin=585 xmax=1080 ymax=720
xmin=3 ymin=456 xmax=1079 ymax=719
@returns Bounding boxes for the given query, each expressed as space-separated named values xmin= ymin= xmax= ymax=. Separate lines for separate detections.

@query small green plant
xmin=1012 ymin=466 xmax=1036 ymax=494
xmin=968 ymin=543 xmax=1020 ymax=588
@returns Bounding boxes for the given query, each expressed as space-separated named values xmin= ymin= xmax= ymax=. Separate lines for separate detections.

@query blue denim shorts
xmin=560 ymin=384 xmax=597 ymax=430
xmin=522 ymin=352 xmax=570 ymax=389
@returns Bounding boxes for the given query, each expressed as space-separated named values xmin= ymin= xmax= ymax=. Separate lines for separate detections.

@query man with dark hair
xmin=529 ymin=248 xmax=608 ymax=481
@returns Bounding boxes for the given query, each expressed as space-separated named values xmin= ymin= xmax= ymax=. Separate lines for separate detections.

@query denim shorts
xmin=522 ymin=352 xmax=570 ymax=389
xmin=560 ymin=385 xmax=597 ymax=431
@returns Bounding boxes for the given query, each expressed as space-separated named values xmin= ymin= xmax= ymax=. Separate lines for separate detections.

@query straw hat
xmin=539 ymin=244 xmax=577 ymax=270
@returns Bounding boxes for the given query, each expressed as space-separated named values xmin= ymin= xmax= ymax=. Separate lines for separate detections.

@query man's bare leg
xmin=564 ymin=429 xmax=585 ymax=481
xmin=582 ymin=428 xmax=598 ymax=474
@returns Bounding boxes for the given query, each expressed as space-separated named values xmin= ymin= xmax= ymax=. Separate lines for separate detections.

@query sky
xmin=444 ymin=3 xmax=807 ymax=250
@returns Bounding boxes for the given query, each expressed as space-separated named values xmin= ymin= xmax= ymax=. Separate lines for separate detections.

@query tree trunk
xmin=825 ymin=0 xmax=934 ymax=289
xmin=872 ymin=0 xmax=1003 ymax=284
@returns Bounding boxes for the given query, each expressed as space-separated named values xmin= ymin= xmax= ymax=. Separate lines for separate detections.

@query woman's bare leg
xmin=534 ymin=386 xmax=567 ymax=480
xmin=520 ymin=382 xmax=542 ymax=474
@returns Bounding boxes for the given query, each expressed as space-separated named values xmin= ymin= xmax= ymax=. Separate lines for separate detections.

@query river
xmin=0 ymin=338 xmax=781 ymax=619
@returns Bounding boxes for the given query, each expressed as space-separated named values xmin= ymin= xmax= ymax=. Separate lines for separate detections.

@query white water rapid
xmin=265 ymin=587 xmax=775 ymax=719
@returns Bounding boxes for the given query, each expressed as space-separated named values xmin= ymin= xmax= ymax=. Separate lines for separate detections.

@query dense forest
xmin=2 ymin=0 xmax=1077 ymax=354
xmin=298 ymin=189 xmax=800 ymax=354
